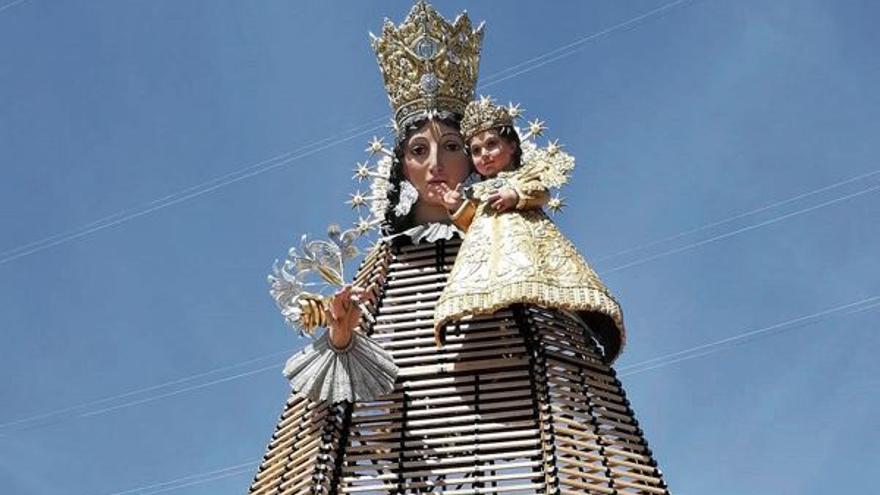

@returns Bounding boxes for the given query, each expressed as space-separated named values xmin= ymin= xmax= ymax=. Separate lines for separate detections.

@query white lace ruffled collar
xmin=382 ymin=222 xmax=463 ymax=245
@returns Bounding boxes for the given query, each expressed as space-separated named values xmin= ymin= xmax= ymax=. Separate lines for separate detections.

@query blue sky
xmin=1 ymin=1 xmax=878 ymax=494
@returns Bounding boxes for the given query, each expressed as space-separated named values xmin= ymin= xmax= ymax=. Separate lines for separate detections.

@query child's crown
xmin=461 ymin=96 xmax=517 ymax=141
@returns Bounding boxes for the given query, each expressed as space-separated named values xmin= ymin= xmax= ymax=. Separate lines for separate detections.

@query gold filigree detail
xmin=268 ymin=227 xmax=362 ymax=335
xmin=371 ymin=1 xmax=484 ymax=130
xmin=295 ymin=293 xmax=329 ymax=334
xmin=460 ymin=95 xmax=516 ymax=140
xmin=433 ymin=202 xmax=625 ymax=349
xmin=520 ymin=143 xmax=575 ymax=190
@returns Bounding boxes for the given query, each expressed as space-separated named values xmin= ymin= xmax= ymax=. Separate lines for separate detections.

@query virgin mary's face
xmin=401 ymin=120 xmax=470 ymax=208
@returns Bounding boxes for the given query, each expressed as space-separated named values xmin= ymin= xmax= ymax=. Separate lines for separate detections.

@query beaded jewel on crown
xmin=370 ymin=1 xmax=484 ymax=131
xmin=461 ymin=96 xmax=515 ymax=141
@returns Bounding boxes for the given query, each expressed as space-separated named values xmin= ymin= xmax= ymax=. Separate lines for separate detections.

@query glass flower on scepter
xmin=268 ymin=224 xmax=367 ymax=336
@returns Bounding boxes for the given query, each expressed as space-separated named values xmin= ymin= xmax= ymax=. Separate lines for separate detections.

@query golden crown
xmin=461 ymin=96 xmax=516 ymax=140
xmin=371 ymin=1 xmax=484 ymax=131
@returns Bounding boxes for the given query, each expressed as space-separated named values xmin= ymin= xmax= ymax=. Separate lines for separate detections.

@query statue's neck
xmin=412 ymin=201 xmax=452 ymax=225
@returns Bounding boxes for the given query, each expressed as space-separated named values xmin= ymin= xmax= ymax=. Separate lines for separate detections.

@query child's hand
xmin=439 ymin=183 xmax=465 ymax=212
xmin=487 ymin=188 xmax=519 ymax=212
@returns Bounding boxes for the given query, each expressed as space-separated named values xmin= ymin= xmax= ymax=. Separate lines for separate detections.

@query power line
xmin=0 ymin=363 xmax=283 ymax=437
xmin=135 ymin=467 xmax=255 ymax=495
xmin=601 ymin=182 xmax=880 ymax=274
xmin=0 ymin=0 xmax=697 ymax=266
xmin=0 ymin=0 xmax=27 ymax=15
xmin=0 ymin=117 xmax=386 ymax=262
xmin=99 ymin=460 xmax=256 ymax=495
xmin=479 ymin=0 xmax=698 ymax=90
xmin=847 ymin=300 xmax=880 ymax=316
xmin=42 ymin=0 xmax=875 ymax=489
xmin=479 ymin=0 xmax=694 ymax=86
xmin=0 ymin=348 xmax=293 ymax=432
xmin=0 ymin=0 xmax=709 ymax=435
xmin=0 ymin=122 xmax=387 ymax=266
xmin=4 ymin=168 xmax=876 ymax=433
xmin=91 ymin=293 xmax=880 ymax=495
xmin=78 ymin=363 xmax=279 ymax=418
xmin=618 ymin=295 xmax=880 ymax=377
xmin=594 ymin=168 xmax=880 ymax=263
xmin=0 ymin=363 xmax=283 ymax=436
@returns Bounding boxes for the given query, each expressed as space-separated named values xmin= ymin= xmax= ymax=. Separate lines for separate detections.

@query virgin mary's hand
xmin=326 ymin=285 xmax=375 ymax=350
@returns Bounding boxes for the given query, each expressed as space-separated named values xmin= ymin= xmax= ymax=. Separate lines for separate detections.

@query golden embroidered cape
xmin=433 ymin=160 xmax=626 ymax=360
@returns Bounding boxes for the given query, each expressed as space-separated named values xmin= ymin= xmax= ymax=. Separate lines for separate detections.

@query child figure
xmin=434 ymin=98 xmax=626 ymax=362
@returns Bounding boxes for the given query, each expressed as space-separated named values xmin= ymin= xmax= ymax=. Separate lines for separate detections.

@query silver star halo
xmin=507 ymin=101 xmax=575 ymax=215
xmin=347 ymin=103 xmax=577 ymax=231
xmin=268 ymin=135 xmax=394 ymax=338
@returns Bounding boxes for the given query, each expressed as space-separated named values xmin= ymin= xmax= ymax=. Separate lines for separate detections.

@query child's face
xmin=469 ymin=129 xmax=516 ymax=178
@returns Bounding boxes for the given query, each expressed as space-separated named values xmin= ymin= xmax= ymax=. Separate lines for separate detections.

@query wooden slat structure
xmin=249 ymin=239 xmax=668 ymax=494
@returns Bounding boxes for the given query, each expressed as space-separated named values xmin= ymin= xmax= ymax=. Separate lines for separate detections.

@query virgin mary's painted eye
xmin=444 ymin=141 xmax=462 ymax=152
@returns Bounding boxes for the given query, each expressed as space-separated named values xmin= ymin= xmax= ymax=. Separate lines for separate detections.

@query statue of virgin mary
xmin=250 ymin=3 xmax=669 ymax=494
